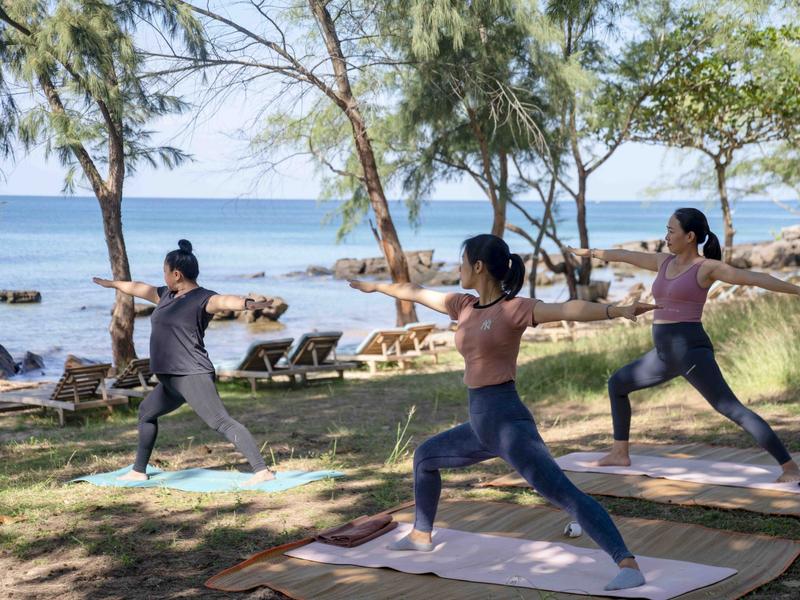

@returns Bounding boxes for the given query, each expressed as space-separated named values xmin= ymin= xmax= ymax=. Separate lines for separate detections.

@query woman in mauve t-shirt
xmin=350 ymin=234 xmax=657 ymax=592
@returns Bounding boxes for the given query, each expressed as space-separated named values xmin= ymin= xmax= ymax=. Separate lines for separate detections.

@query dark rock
xmin=20 ymin=352 xmax=45 ymax=374
xmin=0 ymin=290 xmax=42 ymax=303
xmin=0 ymin=344 xmax=18 ymax=378
xmin=306 ymin=265 xmax=333 ymax=276
xmin=110 ymin=303 xmax=155 ymax=318
xmin=241 ymin=271 xmax=265 ymax=279
xmin=212 ymin=295 xmax=289 ymax=322
xmin=64 ymin=354 xmax=102 ymax=370
xmin=333 ymin=250 xmax=436 ymax=280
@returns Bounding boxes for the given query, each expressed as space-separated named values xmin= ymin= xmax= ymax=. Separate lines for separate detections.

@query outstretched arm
xmin=92 ymin=277 xmax=160 ymax=304
xmin=567 ymin=246 xmax=663 ymax=272
xmin=349 ymin=280 xmax=449 ymax=314
xmin=534 ymin=300 xmax=660 ymax=324
xmin=206 ymin=295 xmax=273 ymax=314
xmin=707 ymin=262 xmax=800 ymax=296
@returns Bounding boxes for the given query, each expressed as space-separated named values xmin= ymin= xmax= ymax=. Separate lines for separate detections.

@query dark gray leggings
xmin=412 ymin=381 xmax=633 ymax=564
xmin=609 ymin=322 xmax=791 ymax=465
xmin=133 ymin=373 xmax=267 ymax=473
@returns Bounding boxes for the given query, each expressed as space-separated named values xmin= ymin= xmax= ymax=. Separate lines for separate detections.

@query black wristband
xmin=243 ymin=298 xmax=255 ymax=310
xmin=605 ymin=304 xmax=612 ymax=319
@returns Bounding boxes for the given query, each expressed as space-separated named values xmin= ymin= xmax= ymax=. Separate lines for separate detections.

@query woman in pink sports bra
xmin=569 ymin=208 xmax=800 ymax=482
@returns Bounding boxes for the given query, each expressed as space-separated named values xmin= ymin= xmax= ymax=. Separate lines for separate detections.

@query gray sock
xmin=387 ymin=534 xmax=434 ymax=552
xmin=604 ymin=567 xmax=645 ymax=591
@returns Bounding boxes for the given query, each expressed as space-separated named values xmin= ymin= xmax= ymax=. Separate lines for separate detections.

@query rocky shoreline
xmin=302 ymin=224 xmax=800 ymax=288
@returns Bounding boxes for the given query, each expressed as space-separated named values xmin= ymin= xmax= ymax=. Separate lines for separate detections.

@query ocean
xmin=1 ymin=196 xmax=797 ymax=378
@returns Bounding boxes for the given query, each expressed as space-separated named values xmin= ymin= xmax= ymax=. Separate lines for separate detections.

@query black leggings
xmin=608 ymin=322 xmax=791 ymax=465
xmin=133 ymin=373 xmax=267 ymax=473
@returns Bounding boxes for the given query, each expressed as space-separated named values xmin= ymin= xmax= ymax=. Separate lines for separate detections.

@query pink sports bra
xmin=651 ymin=255 xmax=709 ymax=323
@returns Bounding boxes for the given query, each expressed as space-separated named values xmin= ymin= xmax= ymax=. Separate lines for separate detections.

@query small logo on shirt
xmin=480 ymin=319 xmax=493 ymax=331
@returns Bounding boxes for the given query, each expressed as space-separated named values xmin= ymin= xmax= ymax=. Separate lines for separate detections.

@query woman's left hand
xmin=615 ymin=301 xmax=661 ymax=322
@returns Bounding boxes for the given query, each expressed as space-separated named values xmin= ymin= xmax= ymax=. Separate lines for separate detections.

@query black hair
xmin=461 ymin=234 xmax=525 ymax=299
xmin=164 ymin=239 xmax=199 ymax=280
xmin=672 ymin=208 xmax=721 ymax=260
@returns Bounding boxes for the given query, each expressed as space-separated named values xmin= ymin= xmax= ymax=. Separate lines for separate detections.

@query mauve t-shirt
xmin=445 ymin=293 xmax=540 ymax=388
xmin=150 ymin=286 xmax=217 ymax=375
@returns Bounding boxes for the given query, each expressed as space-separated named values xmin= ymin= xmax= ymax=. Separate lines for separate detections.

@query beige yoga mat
xmin=286 ymin=521 xmax=735 ymax=600
xmin=483 ymin=443 xmax=800 ymax=517
xmin=205 ymin=500 xmax=800 ymax=599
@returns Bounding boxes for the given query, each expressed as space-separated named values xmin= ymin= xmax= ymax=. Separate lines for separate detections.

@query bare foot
xmin=595 ymin=452 xmax=631 ymax=467
xmin=408 ymin=528 xmax=432 ymax=545
xmin=594 ymin=441 xmax=632 ymax=467
xmin=242 ymin=469 xmax=276 ymax=486
xmin=776 ymin=461 xmax=800 ymax=483
xmin=619 ymin=557 xmax=640 ymax=570
xmin=117 ymin=470 xmax=148 ymax=482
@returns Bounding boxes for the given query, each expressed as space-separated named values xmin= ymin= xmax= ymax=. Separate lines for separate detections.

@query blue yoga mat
xmin=72 ymin=465 xmax=344 ymax=493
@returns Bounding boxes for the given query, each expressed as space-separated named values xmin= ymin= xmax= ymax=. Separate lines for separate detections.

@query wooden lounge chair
xmin=108 ymin=357 xmax=155 ymax=399
xmin=398 ymin=322 xmax=445 ymax=364
xmin=0 ymin=363 xmax=127 ymax=426
xmin=277 ymin=331 xmax=357 ymax=384
xmin=216 ymin=338 xmax=295 ymax=394
xmin=345 ymin=328 xmax=412 ymax=374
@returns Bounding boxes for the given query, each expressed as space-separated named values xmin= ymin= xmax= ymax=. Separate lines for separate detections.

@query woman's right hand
xmin=566 ymin=246 xmax=591 ymax=258
xmin=348 ymin=279 xmax=377 ymax=293
xmin=92 ymin=277 xmax=114 ymax=288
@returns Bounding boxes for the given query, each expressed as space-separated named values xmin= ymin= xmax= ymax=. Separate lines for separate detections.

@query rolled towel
xmin=316 ymin=513 xmax=397 ymax=548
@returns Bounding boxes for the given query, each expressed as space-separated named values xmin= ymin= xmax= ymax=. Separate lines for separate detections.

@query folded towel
xmin=316 ymin=513 xmax=397 ymax=548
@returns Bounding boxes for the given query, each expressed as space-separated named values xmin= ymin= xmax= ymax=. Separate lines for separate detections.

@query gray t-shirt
xmin=149 ymin=286 xmax=217 ymax=375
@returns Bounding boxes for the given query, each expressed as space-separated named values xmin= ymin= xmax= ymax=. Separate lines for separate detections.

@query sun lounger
xmin=344 ymin=328 xmax=411 ymax=374
xmin=216 ymin=338 xmax=295 ymax=393
xmin=0 ymin=363 xmax=127 ymax=426
xmin=107 ymin=357 xmax=155 ymax=399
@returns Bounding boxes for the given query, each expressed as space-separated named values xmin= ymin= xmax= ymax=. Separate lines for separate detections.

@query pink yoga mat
xmin=286 ymin=522 xmax=736 ymax=600
xmin=555 ymin=452 xmax=800 ymax=493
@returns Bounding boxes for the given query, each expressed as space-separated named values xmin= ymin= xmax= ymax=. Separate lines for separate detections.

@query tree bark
xmin=99 ymin=192 xmax=137 ymax=368
xmin=310 ymin=0 xmax=417 ymax=325
xmin=715 ymin=161 xmax=735 ymax=263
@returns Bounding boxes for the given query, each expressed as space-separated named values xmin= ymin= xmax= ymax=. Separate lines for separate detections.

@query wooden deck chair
xmin=108 ymin=357 xmax=155 ymax=399
xmin=399 ymin=322 xmax=442 ymax=364
xmin=276 ymin=331 xmax=357 ymax=383
xmin=0 ymin=364 xmax=127 ymax=426
xmin=215 ymin=338 xmax=294 ymax=394
xmin=345 ymin=328 xmax=410 ymax=375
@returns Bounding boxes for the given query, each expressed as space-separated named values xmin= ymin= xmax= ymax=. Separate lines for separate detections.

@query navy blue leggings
xmin=609 ymin=322 xmax=791 ymax=465
xmin=412 ymin=381 xmax=634 ymax=564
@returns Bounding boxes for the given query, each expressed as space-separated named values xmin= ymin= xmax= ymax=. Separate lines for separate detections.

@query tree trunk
xmin=492 ymin=149 xmax=509 ymax=238
xmin=99 ymin=192 xmax=137 ymax=369
xmin=311 ymin=0 xmax=417 ymax=325
xmin=575 ymin=173 xmax=591 ymax=285
xmin=715 ymin=162 xmax=735 ymax=263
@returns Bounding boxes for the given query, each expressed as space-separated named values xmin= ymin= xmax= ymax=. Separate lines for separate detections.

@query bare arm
xmin=534 ymin=300 xmax=660 ymax=324
xmin=206 ymin=295 xmax=273 ymax=314
xmin=707 ymin=261 xmax=800 ymax=295
xmin=349 ymin=280 xmax=449 ymax=314
xmin=567 ymin=246 xmax=663 ymax=272
xmin=92 ymin=277 xmax=160 ymax=304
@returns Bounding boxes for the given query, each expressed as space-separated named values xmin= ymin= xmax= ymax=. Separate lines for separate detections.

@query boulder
xmin=0 ymin=344 xmax=18 ymax=378
xmin=19 ymin=352 xmax=45 ymax=374
xmin=333 ymin=250 xmax=436 ymax=280
xmin=781 ymin=225 xmax=800 ymax=241
xmin=427 ymin=267 xmax=461 ymax=287
xmin=730 ymin=239 xmax=800 ymax=269
xmin=64 ymin=354 xmax=102 ymax=370
xmin=0 ymin=290 xmax=42 ymax=303
xmin=212 ymin=295 xmax=289 ymax=323
xmin=135 ymin=303 xmax=155 ymax=317
xmin=576 ymin=280 xmax=611 ymax=301
xmin=306 ymin=265 xmax=333 ymax=277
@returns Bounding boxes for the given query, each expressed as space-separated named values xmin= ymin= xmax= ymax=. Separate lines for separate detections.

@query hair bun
xmin=177 ymin=239 xmax=193 ymax=254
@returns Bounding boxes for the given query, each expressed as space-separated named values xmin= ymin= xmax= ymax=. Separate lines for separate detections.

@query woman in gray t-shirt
xmin=93 ymin=239 xmax=275 ymax=486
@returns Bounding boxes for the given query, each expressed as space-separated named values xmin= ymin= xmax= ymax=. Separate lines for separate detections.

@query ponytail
xmin=703 ymin=231 xmax=722 ymax=260
xmin=461 ymin=233 xmax=527 ymax=299
xmin=503 ymin=254 xmax=525 ymax=298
